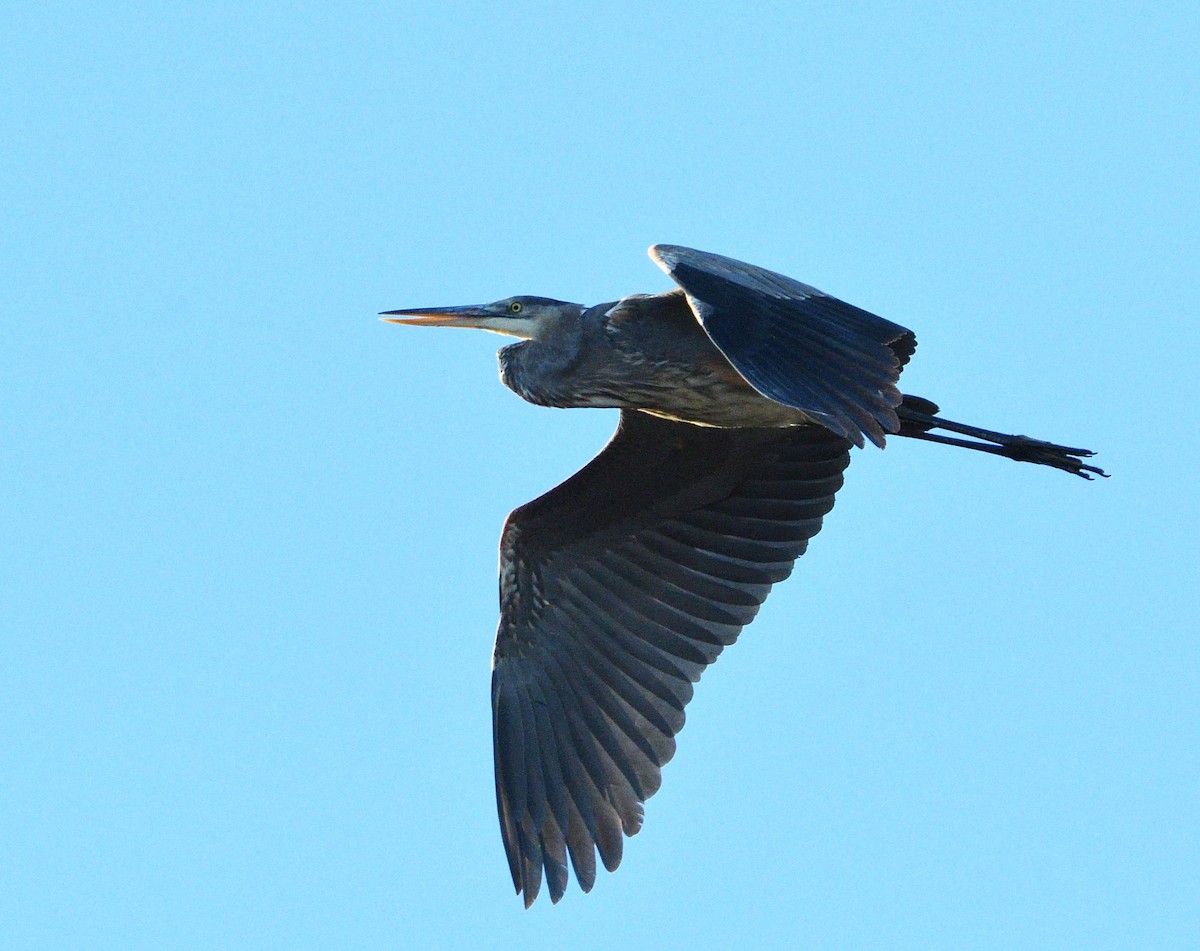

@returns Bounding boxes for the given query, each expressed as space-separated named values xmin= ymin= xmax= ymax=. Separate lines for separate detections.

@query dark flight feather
xmin=650 ymin=244 xmax=917 ymax=447
xmin=490 ymin=410 xmax=851 ymax=904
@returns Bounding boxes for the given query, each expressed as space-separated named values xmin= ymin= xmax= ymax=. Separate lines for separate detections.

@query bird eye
xmin=508 ymin=301 xmax=523 ymax=314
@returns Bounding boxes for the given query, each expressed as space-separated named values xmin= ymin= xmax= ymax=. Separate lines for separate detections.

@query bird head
xmin=380 ymin=297 xmax=583 ymax=341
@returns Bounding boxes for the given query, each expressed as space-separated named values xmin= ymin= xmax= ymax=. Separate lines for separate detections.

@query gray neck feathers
xmin=498 ymin=308 xmax=585 ymax=407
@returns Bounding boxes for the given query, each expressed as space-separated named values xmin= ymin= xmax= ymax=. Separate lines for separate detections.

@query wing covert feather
xmin=649 ymin=244 xmax=917 ymax=447
xmin=491 ymin=410 xmax=851 ymax=904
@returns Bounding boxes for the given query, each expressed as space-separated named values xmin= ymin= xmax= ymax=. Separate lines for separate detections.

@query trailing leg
xmin=896 ymin=396 xmax=1107 ymax=479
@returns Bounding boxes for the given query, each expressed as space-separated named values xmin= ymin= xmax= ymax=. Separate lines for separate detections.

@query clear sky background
xmin=3 ymin=2 xmax=1197 ymax=949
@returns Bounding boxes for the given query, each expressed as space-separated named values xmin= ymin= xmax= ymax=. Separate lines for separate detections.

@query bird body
xmin=499 ymin=288 xmax=817 ymax=428
xmin=381 ymin=244 xmax=1104 ymax=906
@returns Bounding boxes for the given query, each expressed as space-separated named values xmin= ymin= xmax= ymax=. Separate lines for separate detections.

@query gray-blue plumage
xmin=651 ymin=245 xmax=915 ymax=446
xmin=380 ymin=244 xmax=1105 ymax=907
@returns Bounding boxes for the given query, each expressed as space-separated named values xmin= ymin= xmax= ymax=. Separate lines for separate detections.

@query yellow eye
xmin=509 ymin=301 xmax=523 ymax=314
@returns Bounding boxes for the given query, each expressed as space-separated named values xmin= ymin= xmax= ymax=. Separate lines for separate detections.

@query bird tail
xmin=895 ymin=395 xmax=1107 ymax=480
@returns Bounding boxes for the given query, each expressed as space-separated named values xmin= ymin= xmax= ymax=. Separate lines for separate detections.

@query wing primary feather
xmin=516 ymin=685 xmax=548 ymax=828
xmin=527 ymin=678 xmax=571 ymax=834
xmin=588 ymin=558 xmax=742 ymax=646
xmin=706 ymin=493 xmax=836 ymax=522
xmin=544 ymin=600 xmax=678 ymax=743
xmin=521 ymin=684 xmax=571 ymax=903
xmin=494 ymin=678 xmax=529 ymax=823
xmin=638 ymin=529 xmax=788 ymax=586
xmin=553 ymin=594 xmax=688 ymax=719
xmin=531 ymin=646 xmax=612 ymax=820
xmin=534 ymin=672 xmax=603 ymax=891
xmin=532 ymin=654 xmax=604 ymax=829
xmin=593 ymin=797 xmax=625 ymax=873
xmin=540 ymin=813 xmax=570 ymax=903
xmin=598 ymin=551 xmax=755 ymax=625
xmin=564 ymin=806 xmax=597 ymax=892
xmin=551 ymin=612 xmax=680 ymax=751
xmin=571 ymin=568 xmax=722 ymax=664
xmin=567 ymin=613 xmax=690 ymax=724
xmin=539 ymin=648 xmax=641 ymax=856
xmin=534 ymin=645 xmax=648 ymax=830
xmin=683 ymin=508 xmax=823 ymax=544
xmin=657 ymin=519 xmax=806 ymax=565
xmin=517 ymin=817 xmax=542 ymax=907
xmin=682 ymin=504 xmax=824 ymax=543
xmin=547 ymin=644 xmax=658 ymax=798
xmin=530 ymin=646 xmax=630 ymax=884
xmin=558 ymin=577 xmax=704 ymax=690
xmin=618 ymin=542 xmax=765 ymax=608
xmin=492 ymin=677 xmax=524 ymax=891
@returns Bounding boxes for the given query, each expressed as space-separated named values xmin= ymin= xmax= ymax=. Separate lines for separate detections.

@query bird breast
xmin=629 ymin=356 xmax=816 ymax=429
xmin=499 ymin=335 xmax=812 ymax=428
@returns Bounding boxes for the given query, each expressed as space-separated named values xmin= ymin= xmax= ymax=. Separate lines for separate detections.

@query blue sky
xmin=3 ymin=2 xmax=1197 ymax=948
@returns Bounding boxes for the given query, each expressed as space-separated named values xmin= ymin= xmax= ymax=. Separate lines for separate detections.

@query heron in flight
xmin=382 ymin=245 xmax=1104 ymax=907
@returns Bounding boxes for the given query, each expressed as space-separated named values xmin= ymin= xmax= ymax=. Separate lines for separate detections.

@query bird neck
xmin=497 ymin=338 xmax=572 ymax=407
xmin=496 ymin=308 xmax=595 ymax=408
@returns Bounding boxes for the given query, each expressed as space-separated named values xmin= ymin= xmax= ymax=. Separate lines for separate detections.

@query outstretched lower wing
xmin=650 ymin=244 xmax=916 ymax=447
xmin=492 ymin=410 xmax=851 ymax=905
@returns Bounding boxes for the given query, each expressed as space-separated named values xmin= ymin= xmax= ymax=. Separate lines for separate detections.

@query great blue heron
xmin=382 ymin=244 xmax=1104 ymax=907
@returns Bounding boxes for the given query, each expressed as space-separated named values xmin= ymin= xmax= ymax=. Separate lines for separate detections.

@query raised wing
xmin=492 ymin=410 xmax=851 ymax=905
xmin=650 ymin=244 xmax=917 ymax=448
